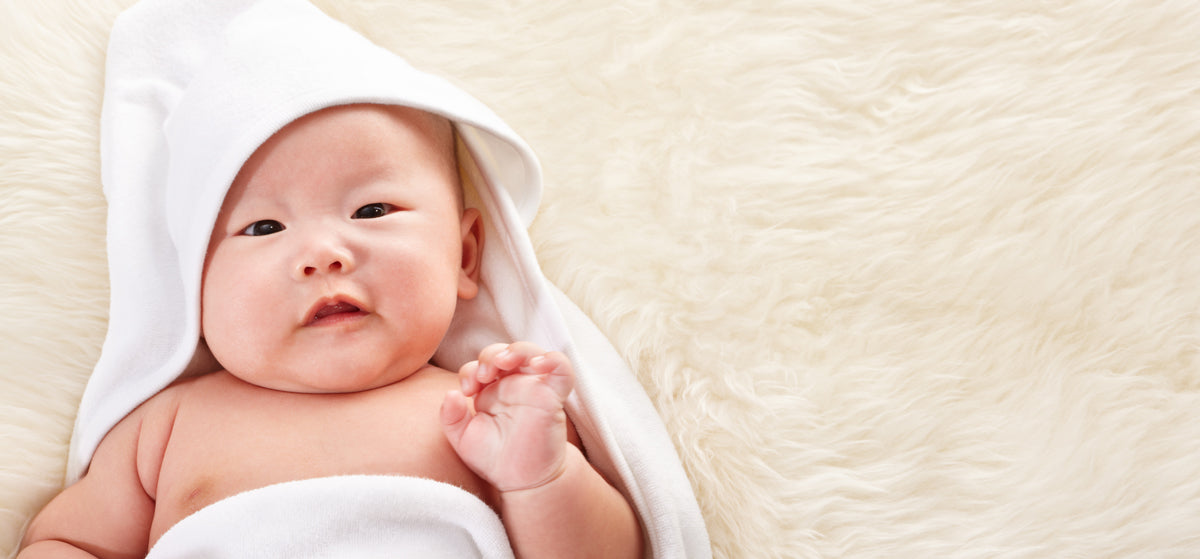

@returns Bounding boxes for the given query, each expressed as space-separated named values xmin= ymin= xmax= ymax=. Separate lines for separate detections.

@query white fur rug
xmin=4 ymin=1 xmax=1200 ymax=557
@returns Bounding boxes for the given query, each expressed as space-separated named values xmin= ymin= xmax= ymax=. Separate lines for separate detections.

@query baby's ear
xmin=457 ymin=207 xmax=484 ymax=299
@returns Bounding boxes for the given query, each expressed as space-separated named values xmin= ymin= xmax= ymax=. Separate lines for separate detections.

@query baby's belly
xmin=160 ymin=455 xmax=490 ymax=517
xmin=147 ymin=370 xmax=493 ymax=546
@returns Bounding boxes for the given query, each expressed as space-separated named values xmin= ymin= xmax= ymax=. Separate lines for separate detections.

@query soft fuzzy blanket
xmin=2 ymin=1 xmax=1199 ymax=558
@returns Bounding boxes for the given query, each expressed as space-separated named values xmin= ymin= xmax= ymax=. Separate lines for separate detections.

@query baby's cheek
xmin=200 ymin=278 xmax=254 ymax=358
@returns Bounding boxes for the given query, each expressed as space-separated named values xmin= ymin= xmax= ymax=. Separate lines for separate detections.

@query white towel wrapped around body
xmin=148 ymin=476 xmax=513 ymax=558
xmin=70 ymin=0 xmax=709 ymax=556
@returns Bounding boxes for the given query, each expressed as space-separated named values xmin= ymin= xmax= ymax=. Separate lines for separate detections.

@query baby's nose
xmin=294 ymin=238 xmax=355 ymax=279
xmin=303 ymin=259 xmax=343 ymax=276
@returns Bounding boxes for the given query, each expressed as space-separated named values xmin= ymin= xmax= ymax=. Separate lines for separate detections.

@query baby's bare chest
xmin=147 ymin=372 xmax=490 ymax=544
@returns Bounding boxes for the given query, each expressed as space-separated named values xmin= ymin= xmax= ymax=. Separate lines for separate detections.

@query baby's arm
xmin=441 ymin=342 xmax=643 ymax=559
xmin=19 ymin=395 xmax=170 ymax=559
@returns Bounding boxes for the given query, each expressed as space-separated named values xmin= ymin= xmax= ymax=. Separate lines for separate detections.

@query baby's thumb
xmin=439 ymin=390 xmax=472 ymax=448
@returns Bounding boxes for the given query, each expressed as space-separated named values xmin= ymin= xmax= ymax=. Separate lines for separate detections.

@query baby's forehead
xmin=273 ymin=103 xmax=454 ymax=154
xmin=215 ymin=103 xmax=463 ymax=214
xmin=237 ymin=104 xmax=454 ymax=178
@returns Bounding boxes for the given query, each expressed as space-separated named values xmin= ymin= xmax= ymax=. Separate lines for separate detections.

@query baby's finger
xmin=474 ymin=343 xmax=514 ymax=385
xmin=529 ymin=351 xmax=574 ymax=401
xmin=440 ymin=390 xmax=473 ymax=446
xmin=476 ymin=342 xmax=511 ymax=364
xmin=458 ymin=360 xmax=484 ymax=396
xmin=492 ymin=341 xmax=549 ymax=372
xmin=475 ymin=341 xmax=545 ymax=387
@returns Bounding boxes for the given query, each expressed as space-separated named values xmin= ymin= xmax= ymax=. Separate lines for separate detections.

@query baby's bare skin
xmin=143 ymin=366 xmax=491 ymax=545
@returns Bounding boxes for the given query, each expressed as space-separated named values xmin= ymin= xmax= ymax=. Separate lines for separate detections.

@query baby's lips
xmin=312 ymin=302 xmax=360 ymax=321
xmin=304 ymin=295 xmax=367 ymax=326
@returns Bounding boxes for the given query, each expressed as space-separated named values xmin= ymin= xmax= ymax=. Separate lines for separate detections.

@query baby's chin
xmin=223 ymin=364 xmax=425 ymax=394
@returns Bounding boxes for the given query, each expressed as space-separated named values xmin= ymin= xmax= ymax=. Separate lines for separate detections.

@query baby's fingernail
xmin=530 ymin=355 xmax=545 ymax=368
xmin=461 ymin=376 xmax=471 ymax=393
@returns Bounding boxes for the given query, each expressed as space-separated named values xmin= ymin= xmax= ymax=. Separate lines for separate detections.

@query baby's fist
xmin=440 ymin=342 xmax=575 ymax=492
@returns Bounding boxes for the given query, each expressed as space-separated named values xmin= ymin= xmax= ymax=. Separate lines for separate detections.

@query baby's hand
xmin=440 ymin=342 xmax=574 ymax=493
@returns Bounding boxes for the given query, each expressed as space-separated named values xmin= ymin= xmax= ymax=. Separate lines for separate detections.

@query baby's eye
xmin=353 ymin=203 xmax=395 ymax=219
xmin=239 ymin=220 xmax=285 ymax=236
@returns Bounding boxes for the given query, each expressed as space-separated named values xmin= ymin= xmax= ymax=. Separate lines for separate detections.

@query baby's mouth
xmin=306 ymin=300 xmax=365 ymax=326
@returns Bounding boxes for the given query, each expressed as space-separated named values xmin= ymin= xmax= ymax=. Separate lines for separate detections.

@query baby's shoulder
xmin=129 ymin=374 xmax=200 ymax=425
xmin=110 ymin=375 xmax=200 ymax=495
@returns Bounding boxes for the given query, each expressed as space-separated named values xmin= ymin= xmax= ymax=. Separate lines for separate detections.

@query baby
xmin=19 ymin=104 xmax=642 ymax=558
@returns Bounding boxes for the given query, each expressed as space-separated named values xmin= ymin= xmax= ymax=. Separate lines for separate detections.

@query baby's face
xmin=201 ymin=104 xmax=482 ymax=393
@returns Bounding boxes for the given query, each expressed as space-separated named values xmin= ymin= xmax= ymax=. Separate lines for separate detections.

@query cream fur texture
xmin=3 ymin=1 xmax=1200 ymax=557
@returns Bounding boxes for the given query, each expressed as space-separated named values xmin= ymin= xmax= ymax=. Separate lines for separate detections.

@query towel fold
xmin=148 ymin=476 xmax=513 ymax=559
xmin=72 ymin=0 xmax=708 ymax=556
